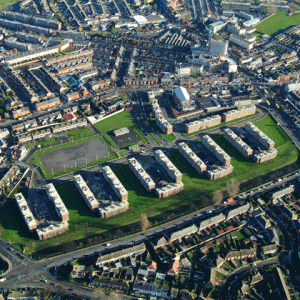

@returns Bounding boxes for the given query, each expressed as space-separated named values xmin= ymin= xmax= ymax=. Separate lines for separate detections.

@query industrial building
xmin=206 ymin=165 xmax=233 ymax=180
xmin=154 ymin=150 xmax=182 ymax=183
xmin=15 ymin=192 xmax=37 ymax=231
xmin=178 ymin=142 xmax=207 ymax=173
xmin=74 ymin=174 xmax=99 ymax=211
xmin=155 ymin=182 xmax=184 ymax=198
xmin=156 ymin=115 xmax=173 ymax=135
xmin=253 ymin=149 xmax=278 ymax=163
xmin=245 ymin=122 xmax=275 ymax=150
xmin=185 ymin=115 xmax=221 ymax=134
xmin=113 ymin=127 xmax=130 ymax=137
xmin=45 ymin=183 xmax=69 ymax=221
xmin=202 ymin=135 xmax=231 ymax=165
xmin=223 ymin=128 xmax=253 ymax=158
xmin=103 ymin=165 xmax=128 ymax=202
xmin=222 ymin=105 xmax=256 ymax=122
xmin=128 ymin=157 xmax=155 ymax=192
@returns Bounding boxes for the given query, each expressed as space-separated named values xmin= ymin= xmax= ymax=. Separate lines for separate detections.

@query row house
xmin=35 ymin=97 xmax=60 ymax=112
xmin=12 ymin=106 xmax=30 ymax=119
xmin=46 ymin=49 xmax=94 ymax=66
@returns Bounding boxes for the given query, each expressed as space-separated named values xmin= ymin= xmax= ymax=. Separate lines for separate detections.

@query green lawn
xmin=67 ymin=127 xmax=93 ymax=140
xmin=149 ymin=118 xmax=176 ymax=141
xmin=93 ymin=111 xmax=135 ymax=134
xmin=253 ymin=114 xmax=290 ymax=147
xmin=255 ymin=13 xmax=300 ymax=36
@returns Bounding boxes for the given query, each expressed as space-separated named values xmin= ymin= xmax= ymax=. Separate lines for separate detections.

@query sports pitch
xmin=255 ymin=13 xmax=300 ymax=36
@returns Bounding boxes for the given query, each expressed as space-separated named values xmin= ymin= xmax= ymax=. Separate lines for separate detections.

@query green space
xmin=183 ymin=113 xmax=258 ymax=137
xmin=254 ymin=114 xmax=290 ymax=147
xmin=255 ymin=13 xmax=300 ymax=36
xmin=1 ymin=114 xmax=299 ymax=257
xmin=93 ymin=111 xmax=135 ymax=133
xmin=67 ymin=127 xmax=93 ymax=140
xmin=149 ymin=118 xmax=176 ymax=141
xmin=252 ymin=32 xmax=262 ymax=40
xmin=29 ymin=135 xmax=117 ymax=179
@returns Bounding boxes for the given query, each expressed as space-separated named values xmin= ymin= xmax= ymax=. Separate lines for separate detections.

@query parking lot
xmin=41 ymin=138 xmax=110 ymax=172
xmin=109 ymin=126 xmax=141 ymax=147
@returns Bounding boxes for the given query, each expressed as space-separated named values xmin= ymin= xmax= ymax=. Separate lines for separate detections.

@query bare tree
xmin=225 ymin=178 xmax=240 ymax=198
xmin=212 ymin=191 xmax=223 ymax=204
xmin=140 ymin=213 xmax=150 ymax=231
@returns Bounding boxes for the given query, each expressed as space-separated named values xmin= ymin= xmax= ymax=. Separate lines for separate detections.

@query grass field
xmin=255 ymin=13 xmax=300 ymax=36
xmin=1 ymin=114 xmax=298 ymax=255
xmin=67 ymin=127 xmax=93 ymax=140
xmin=93 ymin=111 xmax=135 ymax=133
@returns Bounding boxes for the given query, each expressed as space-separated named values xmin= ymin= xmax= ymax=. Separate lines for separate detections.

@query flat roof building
xmin=206 ymin=165 xmax=233 ymax=180
xmin=245 ymin=122 xmax=275 ymax=150
xmin=128 ymin=157 xmax=155 ymax=192
xmin=103 ymin=166 xmax=128 ymax=202
xmin=223 ymin=128 xmax=253 ymax=158
xmin=151 ymin=99 xmax=162 ymax=117
xmin=202 ymin=135 xmax=231 ymax=165
xmin=15 ymin=192 xmax=37 ymax=231
xmin=222 ymin=105 xmax=256 ymax=122
xmin=185 ymin=115 xmax=221 ymax=134
xmin=253 ymin=148 xmax=278 ymax=163
xmin=156 ymin=115 xmax=173 ymax=135
xmin=178 ymin=142 xmax=207 ymax=173
xmin=98 ymin=200 xmax=129 ymax=218
xmin=154 ymin=150 xmax=182 ymax=183
xmin=155 ymin=182 xmax=184 ymax=199
xmin=45 ymin=183 xmax=69 ymax=221
xmin=36 ymin=221 xmax=69 ymax=240
xmin=74 ymin=174 xmax=99 ymax=211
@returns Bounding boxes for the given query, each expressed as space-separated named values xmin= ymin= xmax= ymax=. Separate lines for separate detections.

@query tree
xmin=212 ymin=191 xmax=223 ymax=204
xmin=225 ymin=178 xmax=240 ymax=198
xmin=140 ymin=213 xmax=150 ymax=231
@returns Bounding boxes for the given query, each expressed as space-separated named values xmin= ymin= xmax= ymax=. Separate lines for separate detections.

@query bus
xmin=276 ymin=103 xmax=280 ymax=109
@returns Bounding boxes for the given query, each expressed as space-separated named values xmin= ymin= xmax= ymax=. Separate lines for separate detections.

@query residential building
xmin=151 ymin=99 xmax=162 ymax=117
xmin=223 ymin=128 xmax=253 ymax=157
xmin=74 ymin=174 xmax=99 ymax=211
xmin=225 ymin=248 xmax=256 ymax=261
xmin=12 ymin=106 xmax=30 ymax=119
xmin=36 ymin=221 xmax=69 ymax=240
xmin=156 ymin=115 xmax=173 ymax=135
xmin=222 ymin=105 xmax=256 ymax=122
xmin=272 ymin=185 xmax=294 ymax=199
xmin=35 ymin=98 xmax=60 ymax=112
xmin=102 ymin=166 xmax=128 ymax=201
xmin=202 ymin=135 xmax=231 ymax=165
xmin=229 ymin=34 xmax=254 ymax=50
xmin=98 ymin=200 xmax=129 ymax=218
xmin=178 ymin=142 xmax=207 ymax=173
xmin=128 ymin=157 xmax=155 ymax=192
xmin=52 ymin=119 xmax=87 ymax=133
xmin=253 ymin=149 xmax=278 ymax=163
xmin=226 ymin=203 xmax=251 ymax=220
xmin=155 ymin=182 xmax=184 ymax=198
xmin=206 ymin=165 xmax=233 ymax=180
xmin=154 ymin=150 xmax=182 ymax=182
xmin=15 ymin=192 xmax=37 ymax=231
xmin=276 ymin=267 xmax=292 ymax=300
xmin=262 ymin=245 xmax=278 ymax=255
xmin=45 ymin=183 xmax=69 ymax=221
xmin=185 ymin=115 xmax=221 ymax=134
xmin=166 ymin=224 xmax=198 ymax=243
xmin=245 ymin=122 xmax=275 ymax=149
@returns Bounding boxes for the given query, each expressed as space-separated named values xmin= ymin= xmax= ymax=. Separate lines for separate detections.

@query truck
xmin=0 ymin=277 xmax=6 ymax=282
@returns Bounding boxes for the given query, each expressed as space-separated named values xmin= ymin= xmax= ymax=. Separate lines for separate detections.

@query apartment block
xmin=36 ymin=221 xmax=69 ymax=240
xmin=103 ymin=166 xmax=128 ymax=202
xmin=56 ymin=61 xmax=93 ymax=76
xmin=154 ymin=150 xmax=182 ymax=182
xmin=17 ymin=133 xmax=32 ymax=143
xmin=178 ymin=142 xmax=207 ymax=173
xmin=156 ymin=115 xmax=173 ymax=135
xmin=45 ymin=183 xmax=69 ymax=221
xmin=223 ymin=128 xmax=253 ymax=158
xmin=253 ymin=149 xmax=278 ymax=163
xmin=35 ymin=97 xmax=60 ymax=112
xmin=74 ymin=174 xmax=99 ymax=211
xmin=128 ymin=157 xmax=155 ymax=192
xmin=12 ymin=106 xmax=30 ymax=119
xmin=202 ymin=135 xmax=231 ymax=165
xmin=185 ymin=115 xmax=221 ymax=134
xmin=155 ymin=182 xmax=184 ymax=198
xmin=229 ymin=34 xmax=254 ymax=50
xmin=206 ymin=165 xmax=233 ymax=180
xmin=4 ymin=39 xmax=32 ymax=51
xmin=151 ymin=99 xmax=162 ymax=117
xmin=15 ymin=192 xmax=37 ymax=231
xmin=245 ymin=122 xmax=275 ymax=149
xmin=52 ymin=119 xmax=87 ymax=133
xmin=222 ymin=105 xmax=256 ymax=122
xmin=98 ymin=201 xmax=129 ymax=218
xmin=32 ymin=128 xmax=51 ymax=140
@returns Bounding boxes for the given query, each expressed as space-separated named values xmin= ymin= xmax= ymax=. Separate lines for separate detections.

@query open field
xmin=29 ymin=135 xmax=117 ymax=178
xmin=1 ymin=115 xmax=299 ymax=256
xmin=93 ymin=111 xmax=135 ymax=133
xmin=66 ymin=127 xmax=93 ymax=140
xmin=255 ymin=13 xmax=300 ymax=36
